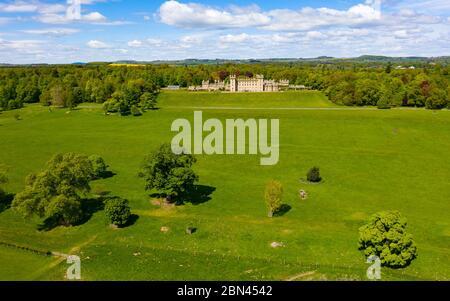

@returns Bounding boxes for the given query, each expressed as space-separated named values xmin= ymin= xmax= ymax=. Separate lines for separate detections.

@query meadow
xmin=0 ymin=90 xmax=449 ymax=280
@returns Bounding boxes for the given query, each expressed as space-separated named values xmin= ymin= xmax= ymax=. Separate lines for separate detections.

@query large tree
xmin=358 ymin=211 xmax=418 ymax=268
xmin=12 ymin=153 xmax=94 ymax=226
xmin=139 ymin=143 xmax=198 ymax=202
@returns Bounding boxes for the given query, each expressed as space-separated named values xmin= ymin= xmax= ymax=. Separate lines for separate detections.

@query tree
xmin=307 ymin=167 xmax=322 ymax=183
xmin=12 ymin=153 xmax=94 ymax=226
xmin=358 ymin=211 xmax=418 ymax=268
xmin=104 ymin=197 xmax=131 ymax=227
xmin=385 ymin=62 xmax=393 ymax=74
xmin=139 ymin=143 xmax=198 ymax=202
xmin=264 ymin=180 xmax=283 ymax=217
xmin=88 ymin=155 xmax=109 ymax=179
xmin=425 ymin=88 xmax=448 ymax=109
xmin=139 ymin=92 xmax=157 ymax=110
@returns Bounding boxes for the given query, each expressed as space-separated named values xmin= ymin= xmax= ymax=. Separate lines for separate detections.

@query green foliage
xmin=307 ymin=167 xmax=322 ymax=183
xmin=1 ymin=63 xmax=448 ymax=112
xmin=88 ymin=155 xmax=109 ymax=179
xmin=130 ymin=105 xmax=142 ymax=116
xmin=264 ymin=180 xmax=283 ymax=217
xmin=12 ymin=153 xmax=94 ymax=226
xmin=140 ymin=92 xmax=158 ymax=110
xmin=104 ymin=197 xmax=131 ymax=227
xmin=139 ymin=143 xmax=198 ymax=201
xmin=358 ymin=211 xmax=418 ymax=268
xmin=46 ymin=195 xmax=83 ymax=226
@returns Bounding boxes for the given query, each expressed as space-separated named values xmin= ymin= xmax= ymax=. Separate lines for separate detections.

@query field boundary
xmin=0 ymin=241 xmax=51 ymax=257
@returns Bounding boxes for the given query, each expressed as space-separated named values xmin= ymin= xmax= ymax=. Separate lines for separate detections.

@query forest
xmin=0 ymin=62 xmax=449 ymax=112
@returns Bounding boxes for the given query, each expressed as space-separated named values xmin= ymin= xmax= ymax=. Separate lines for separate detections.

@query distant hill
xmin=2 ymin=55 xmax=450 ymax=67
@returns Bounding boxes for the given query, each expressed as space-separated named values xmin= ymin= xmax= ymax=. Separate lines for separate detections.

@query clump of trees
xmin=358 ymin=211 xmax=418 ymax=268
xmin=139 ymin=143 xmax=198 ymax=203
xmin=103 ymin=79 xmax=158 ymax=116
xmin=324 ymin=69 xmax=449 ymax=109
xmin=264 ymin=180 xmax=283 ymax=217
xmin=104 ymin=197 xmax=131 ymax=227
xmin=12 ymin=153 xmax=109 ymax=226
xmin=307 ymin=167 xmax=322 ymax=183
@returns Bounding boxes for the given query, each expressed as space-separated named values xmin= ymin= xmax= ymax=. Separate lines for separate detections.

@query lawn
xmin=0 ymin=91 xmax=449 ymax=280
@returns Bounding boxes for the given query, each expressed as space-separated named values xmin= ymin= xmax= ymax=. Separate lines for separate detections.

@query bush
xmin=88 ymin=155 xmax=109 ymax=179
xmin=377 ymin=98 xmax=392 ymax=109
xmin=104 ymin=197 xmax=131 ymax=227
xmin=307 ymin=167 xmax=321 ymax=183
xmin=358 ymin=211 xmax=418 ymax=268
xmin=130 ymin=105 xmax=142 ymax=116
xmin=264 ymin=180 xmax=283 ymax=217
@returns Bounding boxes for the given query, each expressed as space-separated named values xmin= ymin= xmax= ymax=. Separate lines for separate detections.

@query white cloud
xmin=219 ymin=33 xmax=251 ymax=43
xmin=306 ymin=31 xmax=326 ymax=40
xmin=158 ymin=0 xmax=382 ymax=31
xmin=0 ymin=38 xmax=45 ymax=55
xmin=22 ymin=28 xmax=80 ymax=36
xmin=86 ymin=40 xmax=110 ymax=49
xmin=180 ymin=35 xmax=203 ymax=44
xmin=158 ymin=0 xmax=270 ymax=29
xmin=128 ymin=40 xmax=143 ymax=47
xmin=83 ymin=12 xmax=107 ymax=22
xmin=0 ymin=1 xmax=65 ymax=14
xmin=36 ymin=11 xmax=108 ymax=24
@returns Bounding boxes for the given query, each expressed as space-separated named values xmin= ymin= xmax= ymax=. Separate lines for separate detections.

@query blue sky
xmin=0 ymin=0 xmax=449 ymax=63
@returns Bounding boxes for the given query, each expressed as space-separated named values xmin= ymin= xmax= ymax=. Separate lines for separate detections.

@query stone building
xmin=230 ymin=74 xmax=288 ymax=92
xmin=189 ymin=74 xmax=289 ymax=92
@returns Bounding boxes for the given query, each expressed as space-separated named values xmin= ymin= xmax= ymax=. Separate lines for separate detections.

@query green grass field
xmin=0 ymin=90 xmax=449 ymax=280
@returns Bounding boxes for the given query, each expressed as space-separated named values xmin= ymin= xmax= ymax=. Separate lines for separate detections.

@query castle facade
xmin=189 ymin=74 xmax=289 ymax=93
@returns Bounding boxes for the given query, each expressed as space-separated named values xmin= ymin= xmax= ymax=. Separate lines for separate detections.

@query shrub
xmin=130 ymin=105 xmax=142 ymax=116
xmin=377 ymin=98 xmax=392 ymax=109
xmin=307 ymin=167 xmax=321 ymax=183
xmin=88 ymin=155 xmax=109 ymax=179
xmin=358 ymin=211 xmax=418 ymax=268
xmin=264 ymin=180 xmax=283 ymax=217
xmin=104 ymin=197 xmax=131 ymax=227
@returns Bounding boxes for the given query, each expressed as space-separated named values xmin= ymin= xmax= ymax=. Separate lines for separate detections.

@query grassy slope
xmin=157 ymin=90 xmax=339 ymax=108
xmin=0 ymin=91 xmax=449 ymax=280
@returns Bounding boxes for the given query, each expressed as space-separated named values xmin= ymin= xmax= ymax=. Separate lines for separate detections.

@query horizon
xmin=2 ymin=54 xmax=450 ymax=65
xmin=1 ymin=0 xmax=450 ymax=64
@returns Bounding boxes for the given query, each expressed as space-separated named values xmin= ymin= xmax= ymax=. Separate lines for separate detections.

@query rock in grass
xmin=270 ymin=242 xmax=284 ymax=248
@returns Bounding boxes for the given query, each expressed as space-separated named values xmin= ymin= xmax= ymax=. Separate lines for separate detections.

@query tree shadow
xmin=123 ymin=214 xmax=139 ymax=228
xmin=177 ymin=185 xmax=216 ymax=205
xmin=274 ymin=204 xmax=292 ymax=217
xmin=98 ymin=171 xmax=116 ymax=180
xmin=0 ymin=193 xmax=14 ymax=214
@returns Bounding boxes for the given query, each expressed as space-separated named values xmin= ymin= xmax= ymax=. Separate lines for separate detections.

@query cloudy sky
xmin=0 ymin=0 xmax=449 ymax=63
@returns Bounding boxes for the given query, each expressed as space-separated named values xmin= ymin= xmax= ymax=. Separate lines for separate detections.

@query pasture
xmin=0 ymin=90 xmax=449 ymax=280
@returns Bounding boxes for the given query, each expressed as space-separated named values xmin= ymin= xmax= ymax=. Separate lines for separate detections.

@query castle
xmin=189 ymin=75 xmax=289 ymax=92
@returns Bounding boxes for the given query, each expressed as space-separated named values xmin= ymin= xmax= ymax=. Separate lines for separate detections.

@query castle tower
xmin=256 ymin=74 xmax=264 ymax=92
xmin=230 ymin=75 xmax=237 ymax=92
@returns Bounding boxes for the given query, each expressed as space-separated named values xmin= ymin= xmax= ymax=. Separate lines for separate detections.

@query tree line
xmin=0 ymin=62 xmax=449 ymax=111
